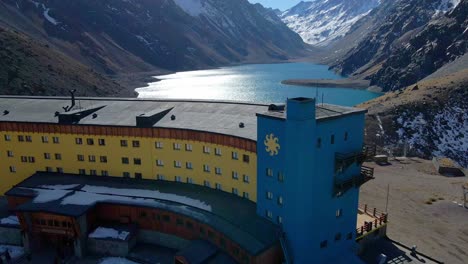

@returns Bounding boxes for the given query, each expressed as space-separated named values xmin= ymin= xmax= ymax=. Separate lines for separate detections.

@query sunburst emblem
xmin=264 ymin=133 xmax=280 ymax=156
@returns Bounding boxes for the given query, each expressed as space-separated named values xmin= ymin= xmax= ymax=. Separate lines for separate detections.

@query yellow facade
xmin=0 ymin=131 xmax=257 ymax=201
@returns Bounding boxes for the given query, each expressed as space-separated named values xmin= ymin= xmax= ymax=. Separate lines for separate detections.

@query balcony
xmin=333 ymin=166 xmax=374 ymax=196
xmin=335 ymin=145 xmax=375 ymax=173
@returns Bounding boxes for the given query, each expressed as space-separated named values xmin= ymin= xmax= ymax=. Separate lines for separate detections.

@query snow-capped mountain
xmin=281 ymin=0 xmax=380 ymax=47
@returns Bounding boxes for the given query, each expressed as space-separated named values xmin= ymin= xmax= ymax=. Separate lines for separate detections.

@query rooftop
xmin=0 ymin=96 xmax=366 ymax=140
xmin=6 ymin=172 xmax=279 ymax=255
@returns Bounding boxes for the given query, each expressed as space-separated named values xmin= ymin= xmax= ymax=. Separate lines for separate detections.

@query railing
xmin=335 ymin=145 xmax=376 ymax=173
xmin=333 ymin=166 xmax=375 ymax=196
xmin=356 ymin=204 xmax=388 ymax=240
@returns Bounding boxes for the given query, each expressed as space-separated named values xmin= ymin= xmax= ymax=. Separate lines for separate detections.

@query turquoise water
xmin=136 ymin=63 xmax=381 ymax=106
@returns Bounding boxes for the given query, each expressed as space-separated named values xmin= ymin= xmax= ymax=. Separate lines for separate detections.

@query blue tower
xmin=257 ymin=98 xmax=368 ymax=263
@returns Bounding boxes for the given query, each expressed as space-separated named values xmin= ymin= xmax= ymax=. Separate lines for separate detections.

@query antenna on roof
xmin=62 ymin=89 xmax=77 ymax=112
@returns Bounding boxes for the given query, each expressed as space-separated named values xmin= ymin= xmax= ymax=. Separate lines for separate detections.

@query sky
xmin=248 ymin=0 xmax=305 ymax=11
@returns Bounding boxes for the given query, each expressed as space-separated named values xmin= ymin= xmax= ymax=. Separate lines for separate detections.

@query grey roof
xmin=0 ymin=96 xmax=366 ymax=141
xmin=176 ymin=240 xmax=218 ymax=264
xmin=258 ymin=103 xmax=367 ymax=121
xmin=6 ymin=172 xmax=279 ymax=255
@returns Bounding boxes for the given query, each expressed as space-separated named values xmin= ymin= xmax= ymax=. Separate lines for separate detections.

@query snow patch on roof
xmin=89 ymin=227 xmax=130 ymax=241
xmin=0 ymin=215 xmax=19 ymax=226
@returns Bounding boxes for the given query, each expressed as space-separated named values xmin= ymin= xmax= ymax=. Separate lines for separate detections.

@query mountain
xmin=0 ymin=0 xmax=307 ymax=76
xmin=281 ymin=0 xmax=380 ymax=47
xmin=329 ymin=0 xmax=464 ymax=91
xmin=0 ymin=27 xmax=132 ymax=96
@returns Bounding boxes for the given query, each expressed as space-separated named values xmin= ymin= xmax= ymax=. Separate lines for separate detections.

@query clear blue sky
xmin=248 ymin=0 xmax=304 ymax=10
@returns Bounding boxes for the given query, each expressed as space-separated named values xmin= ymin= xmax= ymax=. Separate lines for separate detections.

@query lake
xmin=135 ymin=63 xmax=381 ymax=106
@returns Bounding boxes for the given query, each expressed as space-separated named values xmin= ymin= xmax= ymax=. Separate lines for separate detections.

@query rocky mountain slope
xmin=329 ymin=0 xmax=464 ymax=91
xmin=281 ymin=0 xmax=380 ymax=47
xmin=1 ymin=0 xmax=307 ymax=74
xmin=0 ymin=27 xmax=131 ymax=96
xmin=360 ymin=65 xmax=467 ymax=167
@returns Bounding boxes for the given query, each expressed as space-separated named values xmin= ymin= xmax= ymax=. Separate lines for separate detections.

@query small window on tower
xmin=320 ymin=240 xmax=328 ymax=248
xmin=335 ymin=233 xmax=342 ymax=241
xmin=317 ymin=138 xmax=322 ymax=148
xmin=344 ymin=132 xmax=349 ymax=141
xmin=331 ymin=135 xmax=335 ymax=145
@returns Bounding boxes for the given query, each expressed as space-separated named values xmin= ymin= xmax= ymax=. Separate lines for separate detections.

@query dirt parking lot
xmin=360 ymin=157 xmax=468 ymax=264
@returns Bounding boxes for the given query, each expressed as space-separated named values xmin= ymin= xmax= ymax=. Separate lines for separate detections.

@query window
xmin=87 ymin=138 xmax=94 ymax=145
xmin=18 ymin=135 xmax=24 ymax=142
xmin=278 ymin=196 xmax=283 ymax=206
xmin=266 ymin=168 xmax=273 ymax=177
xmin=21 ymin=156 xmax=27 ymax=163
xmin=336 ymin=209 xmax=342 ymax=218
xmin=28 ymin=156 xmax=35 ymax=163
xmin=335 ymin=233 xmax=342 ymax=241
xmin=7 ymin=151 xmax=13 ymax=157
xmin=140 ymin=211 xmax=147 ymax=218
xmin=344 ymin=132 xmax=349 ymax=141
xmin=185 ymin=144 xmax=192 ymax=151
xmin=52 ymin=137 xmax=59 ymax=144
xmin=98 ymin=139 xmax=106 ymax=146
xmin=215 ymin=167 xmax=222 ymax=175
xmin=243 ymin=192 xmax=249 ymax=199
xmin=41 ymin=136 xmax=48 ymax=143
xmin=77 ymin=154 xmax=84 ymax=161
xmin=90 ymin=170 xmax=97 ymax=176
xmin=331 ymin=134 xmax=335 ymax=144
xmin=204 ymin=181 xmax=211 ymax=188
xmin=79 ymin=169 xmax=86 ymax=175
xmin=156 ymin=160 xmax=164 ymax=167
xmin=89 ymin=155 xmax=96 ymax=162
xmin=101 ymin=170 xmax=109 ymax=176
xmin=176 ymin=218 xmax=183 ymax=226
xmin=172 ymin=161 xmax=181 ymax=168
xmin=266 ymin=210 xmax=272 ymax=219
xmin=134 ymin=158 xmax=142 ymax=165
xmin=4 ymin=135 xmax=11 ymax=141
xmin=199 ymin=227 xmax=205 ymax=235
xmin=135 ymin=173 xmax=142 ymax=179
xmin=317 ymin=138 xmax=322 ymax=148
xmin=232 ymin=151 xmax=238 ymax=160
xmin=243 ymin=154 xmax=250 ymax=163
xmin=100 ymin=156 xmax=107 ymax=163
xmin=122 ymin=157 xmax=129 ymax=164
xmin=9 ymin=166 xmax=16 ymax=173
xmin=26 ymin=135 xmax=32 ymax=142
xmin=123 ymin=172 xmax=130 ymax=178
xmin=187 ymin=177 xmax=194 ymax=184
xmin=120 ymin=140 xmax=128 ymax=147
xmin=186 ymin=221 xmax=194 ymax=230
xmin=215 ymin=183 xmax=222 ymax=190
xmin=186 ymin=162 xmax=193 ymax=169
xmin=346 ymin=232 xmax=353 ymax=240
xmin=175 ymin=176 xmax=182 ymax=182
xmin=232 ymin=171 xmax=239 ymax=180
xmin=132 ymin=140 xmax=140 ymax=148
xmin=45 ymin=167 xmax=52 ymax=172
xmin=278 ymin=172 xmax=284 ymax=182
xmin=320 ymin=240 xmax=328 ymax=248
xmin=156 ymin=174 xmax=165 ymax=180
xmin=75 ymin=138 xmax=83 ymax=145
xmin=220 ymin=238 xmax=226 ymax=248
xmin=266 ymin=191 xmax=273 ymax=200
xmin=215 ymin=148 xmax=221 ymax=156
xmin=155 ymin=142 xmax=163 ymax=149
xmin=232 ymin=188 xmax=238 ymax=195
xmin=277 ymin=216 xmax=283 ymax=224
xmin=55 ymin=153 xmax=62 ymax=160
xmin=243 ymin=175 xmax=249 ymax=183
xmin=173 ymin=143 xmax=181 ymax=150
xmin=203 ymin=164 xmax=210 ymax=172
xmin=163 ymin=215 xmax=170 ymax=222
xmin=203 ymin=146 xmax=210 ymax=154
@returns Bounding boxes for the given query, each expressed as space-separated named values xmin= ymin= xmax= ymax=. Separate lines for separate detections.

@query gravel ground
xmin=360 ymin=157 xmax=468 ymax=264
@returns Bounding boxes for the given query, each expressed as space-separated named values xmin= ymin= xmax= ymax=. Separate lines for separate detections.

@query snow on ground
xmin=43 ymin=8 xmax=60 ymax=25
xmin=99 ymin=257 xmax=141 ymax=264
xmin=0 ymin=245 xmax=24 ymax=259
xmin=81 ymin=185 xmax=211 ymax=211
xmin=173 ymin=0 xmax=204 ymax=16
xmin=89 ymin=227 xmax=130 ymax=241
xmin=39 ymin=184 xmax=79 ymax=190
xmin=0 ymin=215 xmax=19 ymax=226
